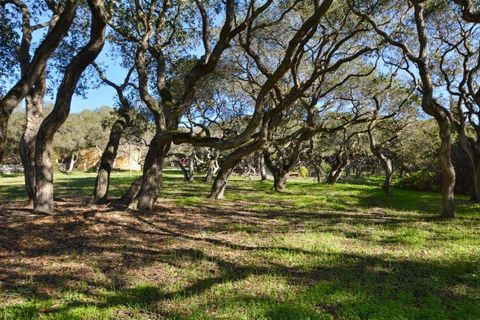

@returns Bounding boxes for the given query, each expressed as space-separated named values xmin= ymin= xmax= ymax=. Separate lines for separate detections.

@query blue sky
xmin=70 ymin=43 xmax=128 ymax=113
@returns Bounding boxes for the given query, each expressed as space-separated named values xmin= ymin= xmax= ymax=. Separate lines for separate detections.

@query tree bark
xmin=93 ymin=118 xmax=127 ymax=203
xmin=457 ymin=126 xmax=480 ymax=202
xmin=66 ymin=153 xmax=76 ymax=172
xmin=381 ymin=159 xmax=393 ymax=197
xmin=368 ymin=122 xmax=394 ymax=197
xmin=209 ymin=139 xmax=265 ymax=199
xmin=173 ymin=160 xmax=190 ymax=181
xmin=120 ymin=176 xmax=143 ymax=204
xmin=327 ymin=159 xmax=348 ymax=185
xmin=188 ymin=152 xmax=195 ymax=181
xmin=127 ymin=133 xmax=171 ymax=211
xmin=33 ymin=0 xmax=107 ymax=214
xmin=0 ymin=1 xmax=78 ymax=163
xmin=204 ymin=151 xmax=219 ymax=183
xmin=273 ymin=172 xmax=287 ymax=191
xmin=19 ymin=68 xmax=46 ymax=206
xmin=437 ymin=121 xmax=455 ymax=218
xmin=257 ymin=152 xmax=268 ymax=181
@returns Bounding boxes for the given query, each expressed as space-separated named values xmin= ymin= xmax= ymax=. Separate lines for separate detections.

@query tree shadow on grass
xmin=1 ymin=174 xmax=480 ymax=318
xmin=3 ymin=244 xmax=479 ymax=319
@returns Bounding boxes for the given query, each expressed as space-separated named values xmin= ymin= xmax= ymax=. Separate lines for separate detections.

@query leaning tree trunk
xmin=93 ymin=117 xmax=127 ymax=203
xmin=209 ymin=165 xmax=235 ymax=200
xmin=127 ymin=133 xmax=171 ymax=211
xmin=209 ymin=139 xmax=265 ymax=199
xmin=173 ymin=160 xmax=190 ymax=181
xmin=120 ymin=176 xmax=143 ymax=204
xmin=34 ymin=0 xmax=107 ymax=214
xmin=326 ymin=158 xmax=348 ymax=185
xmin=19 ymin=70 xmax=46 ymax=206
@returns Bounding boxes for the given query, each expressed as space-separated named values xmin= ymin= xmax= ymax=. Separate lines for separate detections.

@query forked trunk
xmin=0 ymin=1 xmax=78 ymax=163
xmin=93 ymin=118 xmax=127 ymax=203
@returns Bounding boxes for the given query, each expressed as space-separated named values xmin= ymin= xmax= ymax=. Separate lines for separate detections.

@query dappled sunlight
xmin=1 ymin=173 xmax=479 ymax=318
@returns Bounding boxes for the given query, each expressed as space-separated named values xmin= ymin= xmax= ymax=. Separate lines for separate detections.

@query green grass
xmin=1 ymin=171 xmax=479 ymax=319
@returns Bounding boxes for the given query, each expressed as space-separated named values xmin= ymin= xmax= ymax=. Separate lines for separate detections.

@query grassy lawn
xmin=1 ymin=171 xmax=479 ymax=319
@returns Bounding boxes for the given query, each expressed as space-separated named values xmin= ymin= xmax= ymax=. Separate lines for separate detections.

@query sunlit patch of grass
xmin=1 ymin=171 xmax=480 ymax=319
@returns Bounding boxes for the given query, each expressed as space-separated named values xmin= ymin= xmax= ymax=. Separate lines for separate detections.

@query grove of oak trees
xmin=1 ymin=0 xmax=479 ymax=218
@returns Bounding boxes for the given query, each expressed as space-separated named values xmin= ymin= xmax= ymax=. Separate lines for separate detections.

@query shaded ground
xmin=0 ymin=172 xmax=479 ymax=319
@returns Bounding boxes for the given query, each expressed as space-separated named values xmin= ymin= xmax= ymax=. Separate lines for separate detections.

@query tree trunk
xmin=204 ymin=149 xmax=219 ymax=182
xmin=188 ymin=153 xmax=195 ymax=182
xmin=399 ymin=167 xmax=405 ymax=178
xmin=355 ymin=165 xmax=362 ymax=178
xmin=345 ymin=166 xmax=351 ymax=178
xmin=209 ymin=139 xmax=265 ymax=199
xmin=120 ymin=176 xmax=143 ymax=204
xmin=209 ymin=166 xmax=235 ymax=200
xmin=457 ymin=129 xmax=480 ymax=203
xmin=327 ymin=159 xmax=347 ymax=185
xmin=93 ymin=118 xmax=127 ymax=203
xmin=368 ymin=127 xmax=394 ymax=197
xmin=19 ymin=70 xmax=46 ymax=206
xmin=67 ymin=154 xmax=76 ymax=172
xmin=438 ymin=123 xmax=455 ymax=218
xmin=128 ymin=133 xmax=171 ymax=211
xmin=315 ymin=168 xmax=321 ymax=183
xmin=273 ymin=171 xmax=287 ymax=191
xmin=174 ymin=160 xmax=190 ymax=181
xmin=381 ymin=159 xmax=393 ymax=197
xmin=258 ymin=153 xmax=267 ymax=181
xmin=33 ymin=0 xmax=107 ymax=214
xmin=0 ymin=1 xmax=78 ymax=163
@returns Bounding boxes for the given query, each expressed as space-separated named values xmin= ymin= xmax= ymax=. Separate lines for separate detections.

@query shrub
xmin=299 ymin=166 xmax=309 ymax=179
xmin=396 ymin=171 xmax=440 ymax=192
